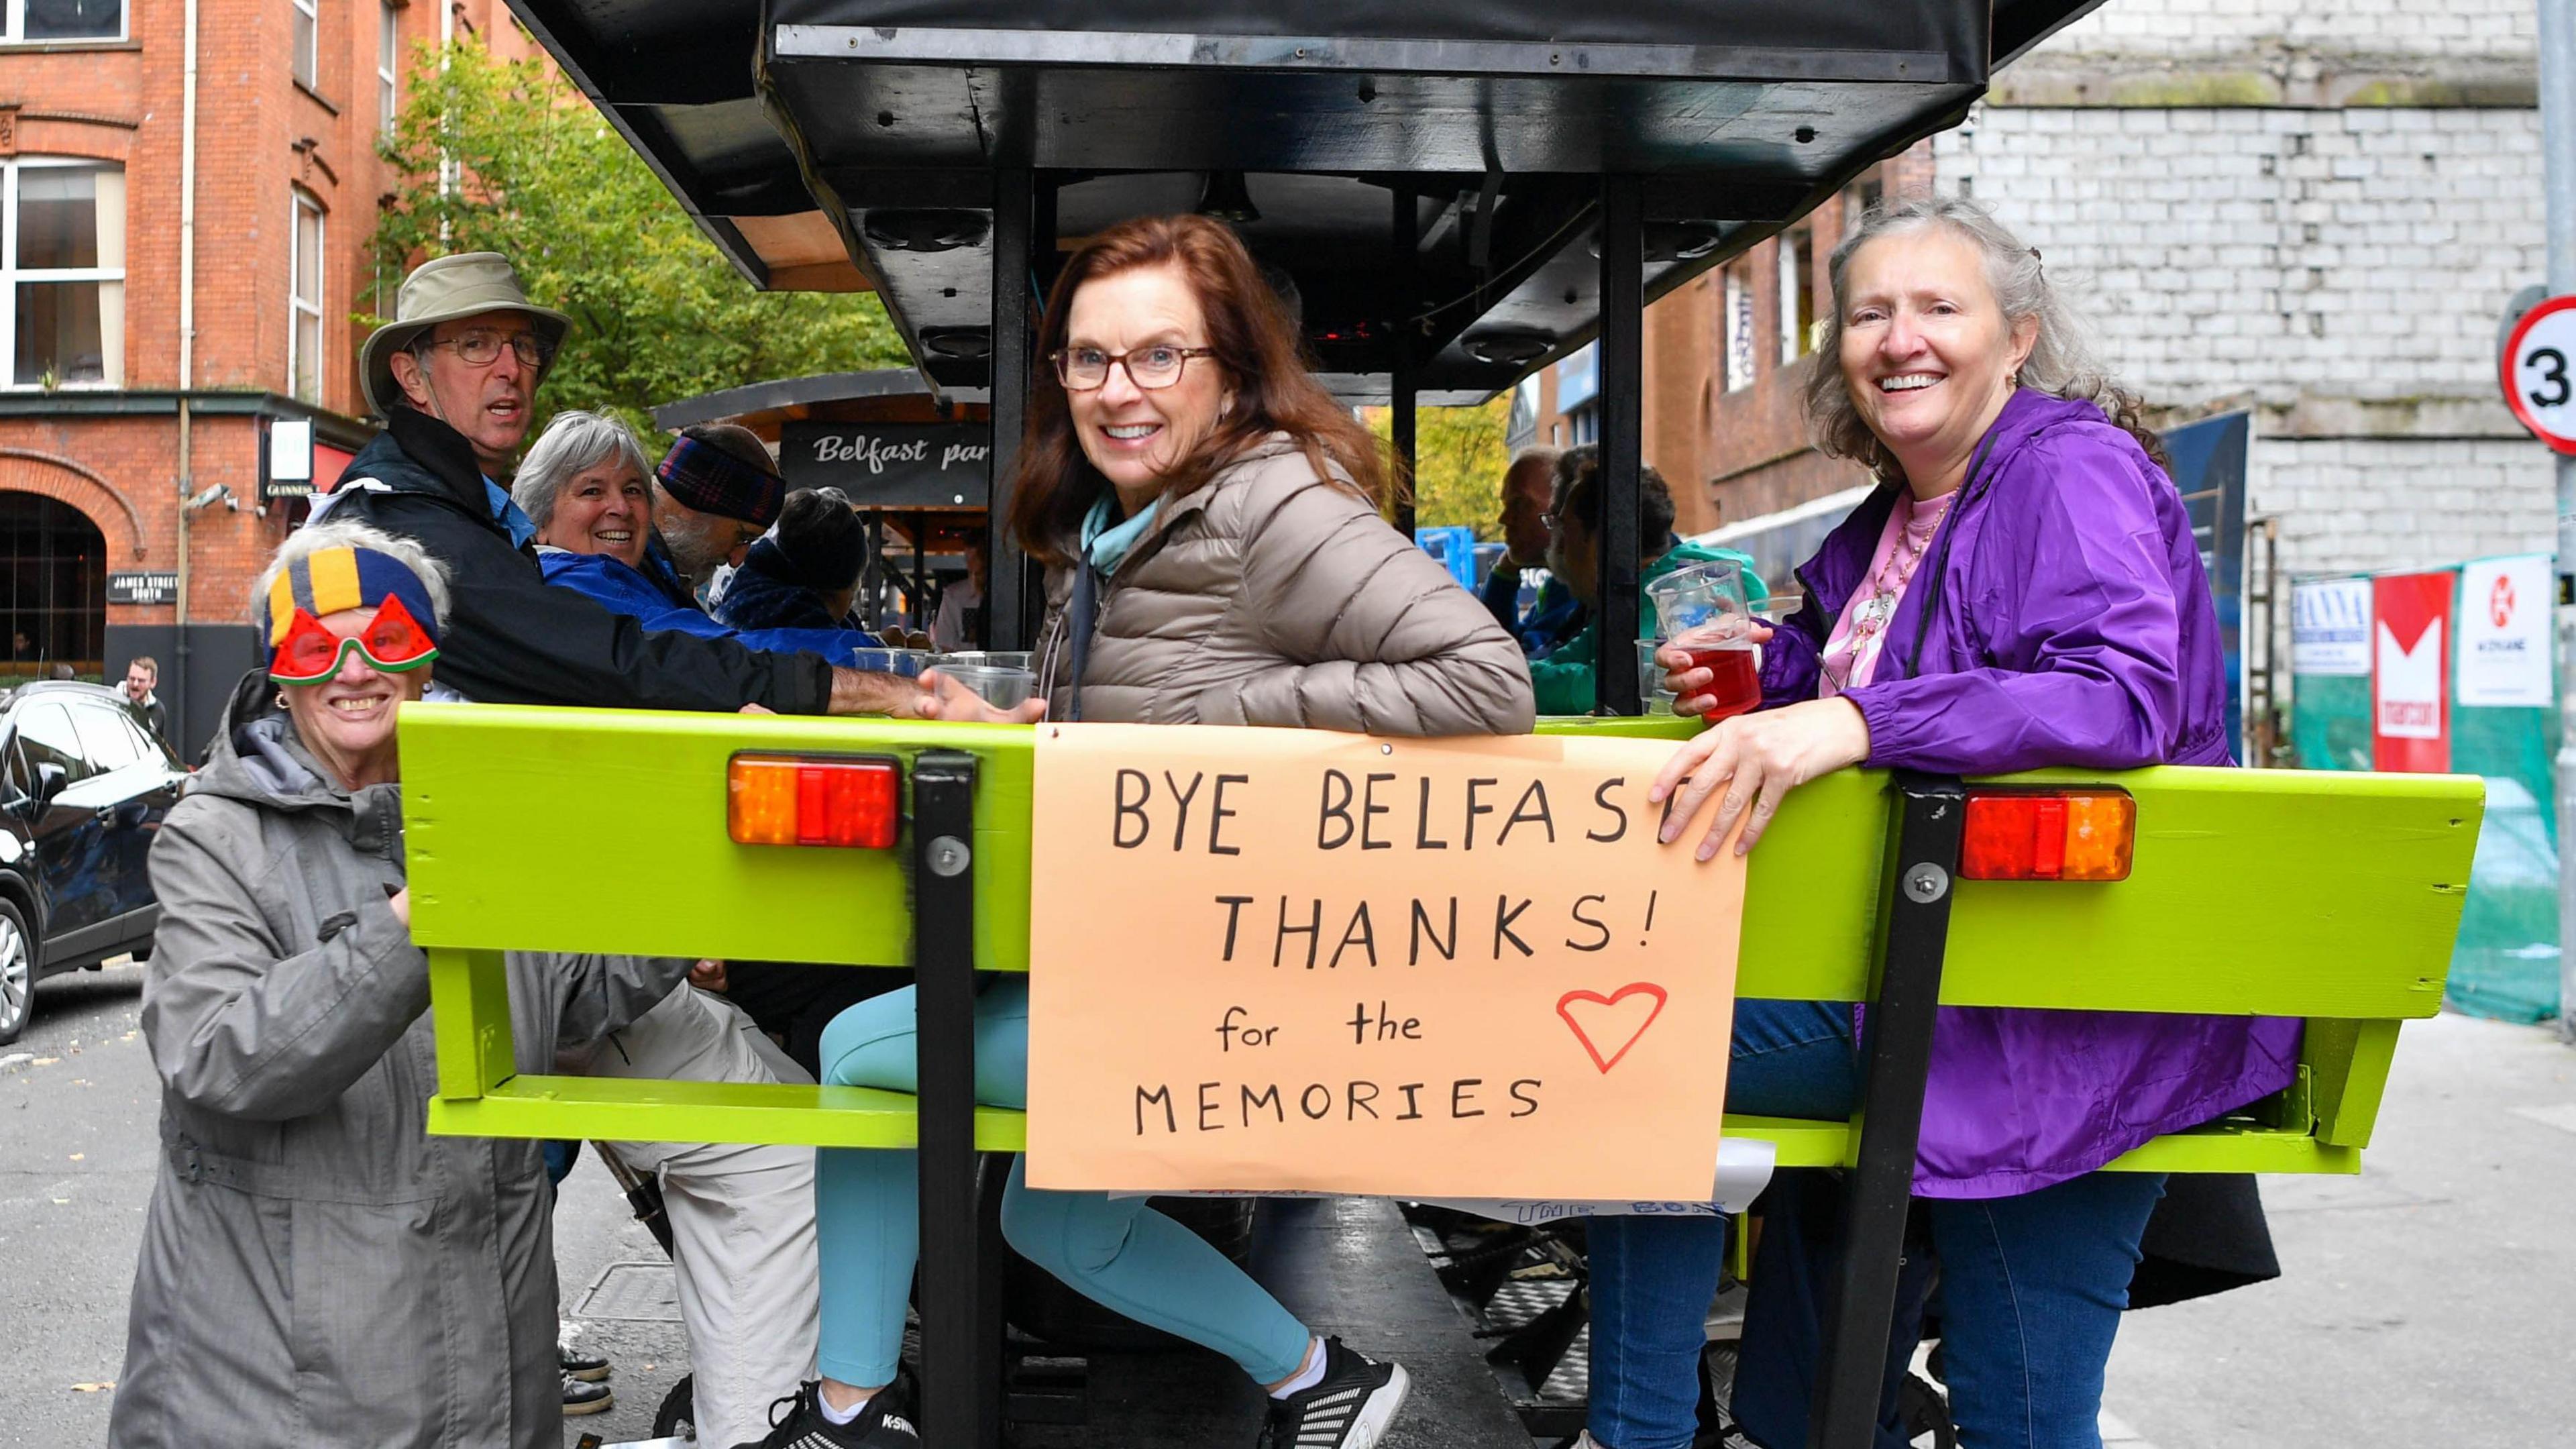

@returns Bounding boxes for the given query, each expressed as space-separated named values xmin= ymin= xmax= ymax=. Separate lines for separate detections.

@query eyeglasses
xmin=1050 ymin=344 xmax=1218 ymax=391
xmin=422 ymin=329 xmax=553 ymax=370
xmin=268 ymin=596 xmax=440 ymax=684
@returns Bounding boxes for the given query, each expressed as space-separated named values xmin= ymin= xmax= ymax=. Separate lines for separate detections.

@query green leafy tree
xmin=372 ymin=42 xmax=908 ymax=433
xmin=1366 ymin=396 xmax=1514 ymax=538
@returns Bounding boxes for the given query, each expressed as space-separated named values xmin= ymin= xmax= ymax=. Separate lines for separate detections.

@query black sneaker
xmin=734 ymin=1375 xmax=920 ymax=1449
xmin=560 ymin=1338 xmax=610 ymax=1383
xmin=1257 ymin=1338 xmax=1410 ymax=1449
xmin=561 ymin=1372 xmax=613 ymax=1416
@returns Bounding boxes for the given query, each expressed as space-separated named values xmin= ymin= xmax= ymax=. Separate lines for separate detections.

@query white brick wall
xmin=1933 ymin=102 xmax=2556 ymax=578
xmin=1935 ymin=107 xmax=2547 ymax=412
xmin=2036 ymin=0 xmax=2536 ymax=59
xmin=2254 ymin=436 xmax=2553 ymax=575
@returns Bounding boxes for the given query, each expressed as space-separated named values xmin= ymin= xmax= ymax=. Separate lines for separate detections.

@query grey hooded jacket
xmin=110 ymin=672 xmax=688 ymax=1448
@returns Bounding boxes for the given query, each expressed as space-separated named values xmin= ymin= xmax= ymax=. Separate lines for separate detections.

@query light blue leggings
xmin=814 ymin=977 xmax=1314 ymax=1387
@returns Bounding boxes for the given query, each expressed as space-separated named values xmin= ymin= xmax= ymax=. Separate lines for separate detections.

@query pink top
xmin=1817 ymin=490 xmax=1954 ymax=698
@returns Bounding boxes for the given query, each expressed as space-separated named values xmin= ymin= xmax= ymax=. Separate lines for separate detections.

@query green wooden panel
xmin=2308 ymin=1018 xmax=2404 ymax=1149
xmin=403 ymin=705 xmax=1036 ymax=970
xmin=1930 ymin=767 xmax=2479 ymax=1018
xmin=428 ymin=1076 xmax=1029 ymax=1151
xmin=427 ymin=948 xmax=513 ymax=1099
xmin=404 ymin=709 xmax=2479 ymax=1016
xmin=1724 ymin=1114 xmax=2361 ymax=1175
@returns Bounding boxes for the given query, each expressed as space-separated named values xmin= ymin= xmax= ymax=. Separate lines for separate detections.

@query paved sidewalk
xmin=2102 ymin=1011 xmax=2575 ymax=1449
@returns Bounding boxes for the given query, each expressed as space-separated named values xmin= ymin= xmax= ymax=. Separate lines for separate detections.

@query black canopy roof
xmin=508 ymin=0 xmax=2101 ymax=400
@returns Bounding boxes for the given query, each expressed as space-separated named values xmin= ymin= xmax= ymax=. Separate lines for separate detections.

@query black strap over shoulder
xmin=1064 ymin=562 xmax=1100 ymax=722
xmin=1891 ymin=428 xmax=2004 ymax=682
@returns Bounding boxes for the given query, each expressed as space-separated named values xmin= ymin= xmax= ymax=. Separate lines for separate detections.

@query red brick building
xmin=0 ymin=0 xmax=539 ymax=749
xmin=1510 ymin=145 xmax=1936 ymax=582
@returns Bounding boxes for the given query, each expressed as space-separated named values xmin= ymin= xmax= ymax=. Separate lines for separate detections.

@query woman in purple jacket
xmin=1576 ymin=199 xmax=2300 ymax=1449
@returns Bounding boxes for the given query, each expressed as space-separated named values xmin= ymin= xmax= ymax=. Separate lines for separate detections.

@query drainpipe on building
xmin=171 ymin=0 xmax=201 ymax=746
xmin=2545 ymin=0 xmax=2576 ymax=1042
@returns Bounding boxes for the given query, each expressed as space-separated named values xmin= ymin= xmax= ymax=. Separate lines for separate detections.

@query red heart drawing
xmin=1556 ymin=983 xmax=1670 ymax=1074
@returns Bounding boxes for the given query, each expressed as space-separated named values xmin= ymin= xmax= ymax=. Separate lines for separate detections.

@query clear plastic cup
xmin=936 ymin=664 xmax=1037 ymax=710
xmin=1645 ymin=559 xmax=1753 ymax=641
xmin=934 ymin=651 xmax=1034 ymax=672
xmin=1634 ymin=639 xmax=1678 ymax=714
xmin=850 ymin=647 xmax=930 ymax=677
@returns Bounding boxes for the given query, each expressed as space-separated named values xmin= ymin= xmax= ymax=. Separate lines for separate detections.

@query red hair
xmin=1007 ymin=215 xmax=1391 ymax=565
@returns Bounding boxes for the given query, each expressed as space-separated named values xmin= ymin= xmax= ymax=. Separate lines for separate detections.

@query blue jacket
xmin=537 ymin=548 xmax=879 ymax=669
xmin=1479 ymin=565 xmax=1585 ymax=657
xmin=714 ymin=537 xmax=855 ymax=634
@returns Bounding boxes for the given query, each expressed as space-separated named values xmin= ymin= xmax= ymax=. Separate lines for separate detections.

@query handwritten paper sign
xmin=1024 ymin=724 xmax=1744 ymax=1201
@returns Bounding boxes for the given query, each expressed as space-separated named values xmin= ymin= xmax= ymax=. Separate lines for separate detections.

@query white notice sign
xmin=2456 ymin=555 xmax=2554 ymax=707
xmin=2292 ymin=578 xmax=2372 ymax=676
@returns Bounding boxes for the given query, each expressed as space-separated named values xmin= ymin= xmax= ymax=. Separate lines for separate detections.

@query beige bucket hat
xmin=361 ymin=252 xmax=572 ymax=416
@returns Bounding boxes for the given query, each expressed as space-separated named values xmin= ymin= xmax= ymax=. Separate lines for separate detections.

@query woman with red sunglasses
xmin=112 ymin=521 xmax=694 ymax=1449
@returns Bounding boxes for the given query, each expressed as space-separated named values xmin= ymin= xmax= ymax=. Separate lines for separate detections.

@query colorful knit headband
xmin=262 ymin=545 xmax=443 ymax=648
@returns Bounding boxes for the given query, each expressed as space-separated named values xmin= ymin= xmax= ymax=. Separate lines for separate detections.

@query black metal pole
xmin=987 ymin=166 xmax=1035 ymax=651
xmin=1390 ymin=184 xmax=1419 ymax=538
xmin=861 ymin=509 xmax=883 ymax=631
xmin=910 ymin=511 xmax=930 ymax=632
xmin=1595 ymin=176 xmax=1645 ymax=714
xmin=912 ymin=752 xmax=1000 ymax=1449
xmin=1809 ymin=773 xmax=1967 ymax=1449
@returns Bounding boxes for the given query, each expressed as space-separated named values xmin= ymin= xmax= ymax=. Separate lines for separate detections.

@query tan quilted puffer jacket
xmin=1033 ymin=435 xmax=1536 ymax=735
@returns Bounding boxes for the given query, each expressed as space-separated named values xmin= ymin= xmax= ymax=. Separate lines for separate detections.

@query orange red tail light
xmin=1958 ymin=790 xmax=2135 ymax=882
xmin=727 ymin=753 xmax=902 ymax=849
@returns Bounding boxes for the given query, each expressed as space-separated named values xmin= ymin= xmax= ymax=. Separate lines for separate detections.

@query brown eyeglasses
xmin=1050 ymin=344 xmax=1217 ymax=391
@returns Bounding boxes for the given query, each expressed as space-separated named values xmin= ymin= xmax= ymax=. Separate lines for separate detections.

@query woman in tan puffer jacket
xmin=756 ymin=217 xmax=1531 ymax=1449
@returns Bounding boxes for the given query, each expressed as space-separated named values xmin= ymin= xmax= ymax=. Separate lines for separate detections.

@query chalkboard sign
xmin=781 ymin=422 xmax=990 ymax=508
xmin=108 ymin=572 xmax=180 ymax=606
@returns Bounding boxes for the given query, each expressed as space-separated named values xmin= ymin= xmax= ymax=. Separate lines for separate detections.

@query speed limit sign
xmin=2502 ymin=294 xmax=2576 ymax=455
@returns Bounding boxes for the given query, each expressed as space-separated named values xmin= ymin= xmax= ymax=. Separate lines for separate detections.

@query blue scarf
xmin=1081 ymin=494 xmax=1161 ymax=576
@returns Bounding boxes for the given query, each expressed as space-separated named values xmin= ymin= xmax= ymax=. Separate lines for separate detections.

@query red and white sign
xmin=2372 ymin=572 xmax=2453 ymax=773
xmin=2501 ymin=294 xmax=2576 ymax=455
xmin=2457 ymin=554 xmax=2554 ymax=708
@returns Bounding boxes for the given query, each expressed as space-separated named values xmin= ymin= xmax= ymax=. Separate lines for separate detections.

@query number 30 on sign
xmin=2503 ymin=294 xmax=2576 ymax=455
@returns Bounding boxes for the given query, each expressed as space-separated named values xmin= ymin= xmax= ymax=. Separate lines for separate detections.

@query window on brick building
xmin=1722 ymin=262 xmax=1755 ymax=393
xmin=290 ymin=194 xmax=325 ymax=403
xmin=292 ymin=0 xmax=319 ymax=89
xmin=1779 ymin=227 xmax=1816 ymax=364
xmin=5 ymin=160 xmax=123 ymax=388
xmin=378 ymin=1 xmax=399 ymax=133
xmin=11 ymin=0 xmax=123 ymax=42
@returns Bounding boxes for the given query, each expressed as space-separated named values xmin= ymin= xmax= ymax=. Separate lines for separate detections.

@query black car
xmin=0 ymin=680 xmax=188 ymax=1043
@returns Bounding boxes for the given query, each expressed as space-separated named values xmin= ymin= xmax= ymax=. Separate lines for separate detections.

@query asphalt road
xmin=7 ymin=961 xmax=2571 ymax=1448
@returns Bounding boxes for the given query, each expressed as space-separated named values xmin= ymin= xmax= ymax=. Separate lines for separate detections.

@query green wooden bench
xmin=403 ymin=704 xmax=2476 ymax=1176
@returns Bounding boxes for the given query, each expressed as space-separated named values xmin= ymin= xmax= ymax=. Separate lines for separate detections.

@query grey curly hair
xmin=1803 ymin=196 xmax=2167 ymax=480
xmin=513 ymin=409 xmax=652 ymax=531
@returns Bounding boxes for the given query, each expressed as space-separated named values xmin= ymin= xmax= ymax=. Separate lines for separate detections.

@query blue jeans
xmin=1587 ymin=1000 xmax=2167 ymax=1449
xmin=812 ymin=978 xmax=1313 ymax=1388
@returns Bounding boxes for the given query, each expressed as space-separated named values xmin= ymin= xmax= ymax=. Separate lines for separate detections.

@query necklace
xmin=1825 ymin=492 xmax=1953 ymax=689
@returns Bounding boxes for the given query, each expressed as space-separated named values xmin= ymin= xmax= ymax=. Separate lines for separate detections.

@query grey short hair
xmin=514 ymin=409 xmax=651 ymax=530
xmin=1804 ymin=196 xmax=2164 ymax=480
xmin=248 ymin=520 xmax=453 ymax=633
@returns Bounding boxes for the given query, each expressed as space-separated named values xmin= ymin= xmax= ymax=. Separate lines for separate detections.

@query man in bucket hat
xmin=324 ymin=252 xmax=1024 ymax=720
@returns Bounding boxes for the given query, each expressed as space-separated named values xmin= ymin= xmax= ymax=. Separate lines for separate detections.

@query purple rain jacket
xmin=1762 ymin=388 xmax=2301 ymax=1197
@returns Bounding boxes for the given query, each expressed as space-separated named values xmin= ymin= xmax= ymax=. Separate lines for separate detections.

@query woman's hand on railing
xmin=1648 ymin=696 xmax=1870 ymax=858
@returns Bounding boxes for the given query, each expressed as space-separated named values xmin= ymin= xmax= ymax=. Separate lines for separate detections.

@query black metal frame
xmin=912 ymin=750 xmax=1005 ymax=1449
xmin=1808 ymin=772 xmax=1968 ymax=1449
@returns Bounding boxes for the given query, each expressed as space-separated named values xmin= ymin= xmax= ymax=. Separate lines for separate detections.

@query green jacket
xmin=1527 ymin=538 xmax=1768 ymax=714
